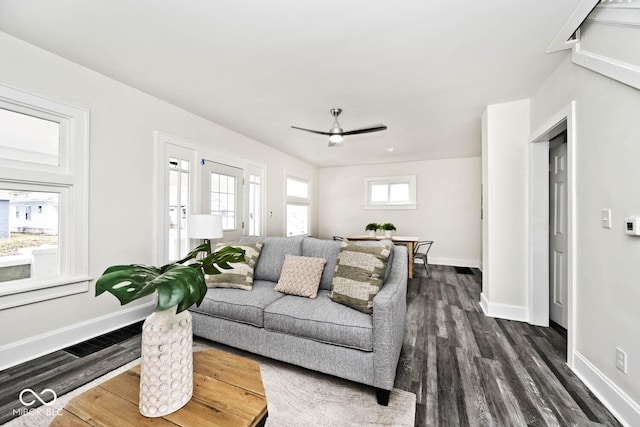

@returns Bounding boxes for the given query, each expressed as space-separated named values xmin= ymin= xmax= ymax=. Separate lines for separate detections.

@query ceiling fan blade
xmin=342 ymin=124 xmax=387 ymax=136
xmin=291 ymin=126 xmax=331 ymax=136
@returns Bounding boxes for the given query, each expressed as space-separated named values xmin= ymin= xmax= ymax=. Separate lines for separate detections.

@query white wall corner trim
xmin=0 ymin=302 xmax=154 ymax=370
xmin=573 ymin=351 xmax=640 ymax=427
xmin=479 ymin=293 xmax=529 ymax=322
xmin=426 ymin=257 xmax=481 ymax=269
xmin=572 ymin=44 xmax=640 ymax=90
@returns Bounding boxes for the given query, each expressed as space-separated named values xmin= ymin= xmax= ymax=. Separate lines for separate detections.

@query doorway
xmin=528 ymin=101 xmax=576 ymax=367
xmin=549 ymin=132 xmax=568 ymax=331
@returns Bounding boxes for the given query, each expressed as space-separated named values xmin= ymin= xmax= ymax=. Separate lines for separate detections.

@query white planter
xmin=384 ymin=230 xmax=393 ymax=238
xmin=367 ymin=230 xmax=376 ymax=237
xmin=139 ymin=306 xmax=193 ymax=417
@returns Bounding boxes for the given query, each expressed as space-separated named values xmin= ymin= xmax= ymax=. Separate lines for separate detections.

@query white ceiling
xmin=0 ymin=0 xmax=580 ymax=167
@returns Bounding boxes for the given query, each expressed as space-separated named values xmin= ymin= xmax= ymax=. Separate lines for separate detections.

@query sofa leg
xmin=375 ymin=388 xmax=390 ymax=406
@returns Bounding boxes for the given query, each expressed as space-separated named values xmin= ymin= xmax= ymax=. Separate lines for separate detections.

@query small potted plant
xmin=381 ymin=223 xmax=396 ymax=238
xmin=95 ymin=243 xmax=245 ymax=417
xmin=365 ymin=222 xmax=380 ymax=237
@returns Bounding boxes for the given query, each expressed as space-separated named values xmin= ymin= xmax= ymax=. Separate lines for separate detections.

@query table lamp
xmin=188 ymin=214 xmax=223 ymax=249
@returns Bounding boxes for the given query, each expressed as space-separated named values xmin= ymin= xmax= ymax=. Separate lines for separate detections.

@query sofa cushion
xmin=301 ymin=237 xmax=342 ymax=290
xmin=274 ymin=254 xmax=326 ymax=298
xmin=239 ymin=235 xmax=304 ymax=282
xmin=205 ymin=242 xmax=263 ymax=290
xmin=264 ymin=290 xmax=373 ymax=351
xmin=329 ymin=241 xmax=392 ymax=314
xmin=190 ymin=280 xmax=284 ymax=327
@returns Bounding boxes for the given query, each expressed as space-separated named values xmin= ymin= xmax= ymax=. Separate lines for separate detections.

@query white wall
xmin=0 ymin=32 xmax=318 ymax=355
xmin=318 ymin=158 xmax=481 ymax=267
xmin=481 ymin=99 xmax=530 ymax=321
xmin=532 ymin=54 xmax=640 ymax=422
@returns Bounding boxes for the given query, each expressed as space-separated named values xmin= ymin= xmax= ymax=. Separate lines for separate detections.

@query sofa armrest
xmin=372 ymin=245 xmax=408 ymax=390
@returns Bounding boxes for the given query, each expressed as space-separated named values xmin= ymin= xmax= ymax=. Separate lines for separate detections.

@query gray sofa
xmin=190 ymin=235 xmax=408 ymax=405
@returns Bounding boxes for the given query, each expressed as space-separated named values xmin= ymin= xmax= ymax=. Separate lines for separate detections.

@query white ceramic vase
xmin=139 ymin=306 xmax=193 ymax=417
xmin=367 ymin=230 xmax=376 ymax=237
xmin=384 ymin=230 xmax=393 ymax=238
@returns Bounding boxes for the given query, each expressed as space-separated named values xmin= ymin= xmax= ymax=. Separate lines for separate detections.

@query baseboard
xmin=573 ymin=351 xmax=640 ymax=427
xmin=0 ymin=302 xmax=154 ymax=370
xmin=479 ymin=293 xmax=528 ymax=322
xmin=424 ymin=257 xmax=481 ymax=268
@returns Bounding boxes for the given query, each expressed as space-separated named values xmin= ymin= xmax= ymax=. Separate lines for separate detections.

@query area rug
xmin=6 ymin=338 xmax=416 ymax=426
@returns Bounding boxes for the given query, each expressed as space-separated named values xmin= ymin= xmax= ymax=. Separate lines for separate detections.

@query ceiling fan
xmin=291 ymin=108 xmax=387 ymax=146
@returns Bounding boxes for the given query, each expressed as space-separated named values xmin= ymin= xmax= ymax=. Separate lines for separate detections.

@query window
xmin=286 ymin=176 xmax=310 ymax=236
xmin=168 ymin=157 xmax=190 ymax=262
xmin=0 ymin=84 xmax=89 ymax=309
xmin=0 ymin=107 xmax=60 ymax=166
xmin=365 ymin=175 xmax=417 ymax=209
xmin=210 ymin=172 xmax=237 ymax=230
xmin=248 ymin=174 xmax=262 ymax=236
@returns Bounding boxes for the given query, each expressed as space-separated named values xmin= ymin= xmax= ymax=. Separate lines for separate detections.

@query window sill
xmin=363 ymin=204 xmax=417 ymax=210
xmin=0 ymin=276 xmax=91 ymax=310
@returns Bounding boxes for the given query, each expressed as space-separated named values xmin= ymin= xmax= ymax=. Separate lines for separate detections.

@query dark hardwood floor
xmin=396 ymin=264 xmax=621 ymax=426
xmin=0 ymin=325 xmax=141 ymax=425
xmin=0 ymin=264 xmax=621 ymax=426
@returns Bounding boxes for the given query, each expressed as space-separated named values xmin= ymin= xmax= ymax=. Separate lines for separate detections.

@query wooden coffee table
xmin=50 ymin=348 xmax=268 ymax=426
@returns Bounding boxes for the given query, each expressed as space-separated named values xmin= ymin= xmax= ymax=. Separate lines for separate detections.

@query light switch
xmin=602 ymin=209 xmax=612 ymax=229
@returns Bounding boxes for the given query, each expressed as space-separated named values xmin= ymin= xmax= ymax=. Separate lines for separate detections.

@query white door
xmin=202 ymin=160 xmax=244 ymax=242
xmin=549 ymin=133 xmax=568 ymax=328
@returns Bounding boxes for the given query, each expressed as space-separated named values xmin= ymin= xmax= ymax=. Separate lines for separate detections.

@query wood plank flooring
xmin=396 ymin=264 xmax=621 ymax=426
xmin=0 ymin=334 xmax=141 ymax=425
xmin=0 ymin=264 xmax=622 ymax=426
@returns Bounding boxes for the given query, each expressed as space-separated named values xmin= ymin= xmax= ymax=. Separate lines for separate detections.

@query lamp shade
xmin=188 ymin=214 xmax=223 ymax=239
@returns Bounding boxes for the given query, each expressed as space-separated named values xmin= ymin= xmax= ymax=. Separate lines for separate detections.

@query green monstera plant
xmin=96 ymin=243 xmax=245 ymax=313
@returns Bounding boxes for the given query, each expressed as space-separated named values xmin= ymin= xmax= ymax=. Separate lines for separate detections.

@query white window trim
xmin=285 ymin=174 xmax=311 ymax=236
xmin=0 ymin=83 xmax=90 ymax=309
xmin=364 ymin=175 xmax=417 ymax=210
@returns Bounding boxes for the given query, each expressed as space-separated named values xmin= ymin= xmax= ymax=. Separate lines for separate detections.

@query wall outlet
xmin=616 ymin=347 xmax=627 ymax=374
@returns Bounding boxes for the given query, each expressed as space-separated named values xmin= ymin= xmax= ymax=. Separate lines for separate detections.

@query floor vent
xmin=63 ymin=321 xmax=143 ymax=358
xmin=454 ymin=266 xmax=474 ymax=275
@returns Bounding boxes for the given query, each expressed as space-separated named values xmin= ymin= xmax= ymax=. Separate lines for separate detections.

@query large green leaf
xmin=95 ymin=264 xmax=163 ymax=305
xmin=95 ymin=244 xmax=246 ymax=313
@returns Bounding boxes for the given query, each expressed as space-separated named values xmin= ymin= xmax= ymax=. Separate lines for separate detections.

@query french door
xmin=201 ymin=160 xmax=244 ymax=242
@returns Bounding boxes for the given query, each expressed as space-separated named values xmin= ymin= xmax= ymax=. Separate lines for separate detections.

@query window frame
xmin=364 ymin=175 xmax=417 ymax=210
xmin=285 ymin=175 xmax=311 ymax=237
xmin=0 ymin=83 xmax=90 ymax=310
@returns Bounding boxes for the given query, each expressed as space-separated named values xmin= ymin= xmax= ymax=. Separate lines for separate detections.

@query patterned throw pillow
xmin=329 ymin=242 xmax=392 ymax=314
xmin=274 ymin=254 xmax=327 ymax=299
xmin=205 ymin=242 xmax=263 ymax=290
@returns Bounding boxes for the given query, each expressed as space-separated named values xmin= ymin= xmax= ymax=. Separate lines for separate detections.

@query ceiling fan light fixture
xmin=329 ymin=133 xmax=344 ymax=144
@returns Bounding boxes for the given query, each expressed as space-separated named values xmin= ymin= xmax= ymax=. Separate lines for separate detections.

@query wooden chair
xmin=413 ymin=241 xmax=434 ymax=277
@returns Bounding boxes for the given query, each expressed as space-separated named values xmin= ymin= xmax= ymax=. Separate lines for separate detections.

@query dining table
xmin=345 ymin=235 xmax=419 ymax=279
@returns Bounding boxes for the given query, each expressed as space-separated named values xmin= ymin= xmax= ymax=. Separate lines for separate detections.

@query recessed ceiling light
xmin=386 ymin=147 xmax=394 ymax=152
